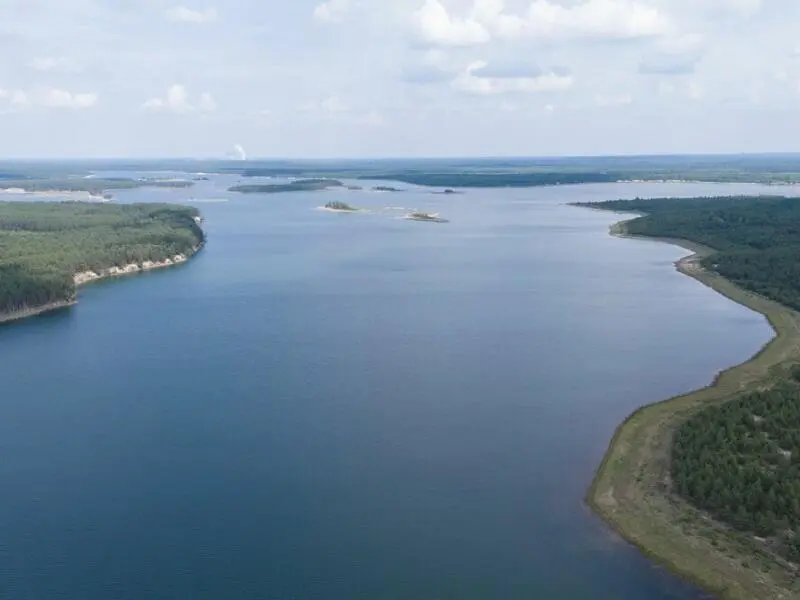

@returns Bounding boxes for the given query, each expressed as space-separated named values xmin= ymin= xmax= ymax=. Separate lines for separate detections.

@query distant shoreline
xmin=586 ymin=215 xmax=800 ymax=600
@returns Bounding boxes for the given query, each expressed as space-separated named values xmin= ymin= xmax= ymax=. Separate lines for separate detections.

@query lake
xmin=0 ymin=178 xmax=777 ymax=599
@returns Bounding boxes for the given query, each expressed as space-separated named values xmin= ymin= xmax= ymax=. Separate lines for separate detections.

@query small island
xmin=404 ymin=211 xmax=448 ymax=223
xmin=0 ymin=202 xmax=205 ymax=324
xmin=229 ymin=179 xmax=344 ymax=194
xmin=434 ymin=188 xmax=462 ymax=195
xmin=372 ymin=185 xmax=403 ymax=192
xmin=322 ymin=201 xmax=359 ymax=212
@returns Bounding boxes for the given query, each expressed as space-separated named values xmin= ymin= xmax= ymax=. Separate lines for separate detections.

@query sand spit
xmin=0 ymin=188 xmax=108 ymax=202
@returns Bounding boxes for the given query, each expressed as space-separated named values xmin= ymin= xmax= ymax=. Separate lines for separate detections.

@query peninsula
xmin=0 ymin=177 xmax=194 ymax=199
xmin=0 ymin=202 xmax=205 ymax=324
xmin=576 ymin=195 xmax=800 ymax=600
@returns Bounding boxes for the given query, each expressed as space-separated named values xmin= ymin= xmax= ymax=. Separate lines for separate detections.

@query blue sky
xmin=0 ymin=0 xmax=797 ymax=158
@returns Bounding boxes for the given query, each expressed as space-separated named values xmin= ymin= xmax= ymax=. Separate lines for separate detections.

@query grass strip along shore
xmin=577 ymin=196 xmax=800 ymax=600
xmin=0 ymin=202 xmax=204 ymax=324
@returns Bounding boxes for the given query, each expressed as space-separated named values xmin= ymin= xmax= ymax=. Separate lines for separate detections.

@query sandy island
xmin=586 ymin=214 xmax=800 ymax=600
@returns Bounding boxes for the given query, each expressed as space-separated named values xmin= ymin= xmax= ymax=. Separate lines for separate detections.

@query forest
xmin=672 ymin=376 xmax=800 ymax=561
xmin=581 ymin=194 xmax=800 ymax=560
xmin=0 ymin=202 xmax=204 ymax=316
xmin=577 ymin=195 xmax=800 ymax=311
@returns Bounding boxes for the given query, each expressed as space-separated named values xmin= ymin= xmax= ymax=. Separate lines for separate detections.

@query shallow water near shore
xmin=0 ymin=177 xmax=778 ymax=599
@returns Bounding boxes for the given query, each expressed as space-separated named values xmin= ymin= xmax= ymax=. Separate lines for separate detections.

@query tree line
xmin=578 ymin=195 xmax=800 ymax=311
xmin=0 ymin=202 xmax=204 ymax=315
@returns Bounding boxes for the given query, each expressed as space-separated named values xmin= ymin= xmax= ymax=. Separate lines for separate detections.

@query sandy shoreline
xmin=587 ymin=215 xmax=800 ymax=600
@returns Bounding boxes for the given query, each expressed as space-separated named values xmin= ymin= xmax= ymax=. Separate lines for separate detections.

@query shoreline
xmin=0 ymin=300 xmax=78 ymax=325
xmin=587 ymin=215 xmax=800 ymax=600
xmin=0 ymin=242 xmax=204 ymax=326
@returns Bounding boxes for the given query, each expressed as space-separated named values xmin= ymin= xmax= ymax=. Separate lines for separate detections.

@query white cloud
xmin=38 ymin=89 xmax=98 ymax=109
xmin=143 ymin=85 xmax=216 ymax=113
xmin=412 ymin=0 xmax=671 ymax=46
xmin=452 ymin=60 xmax=573 ymax=94
xmin=414 ymin=0 xmax=491 ymax=47
xmin=164 ymin=6 xmax=217 ymax=23
xmin=525 ymin=0 xmax=672 ymax=40
xmin=0 ymin=88 xmax=95 ymax=110
xmin=313 ymin=0 xmax=351 ymax=22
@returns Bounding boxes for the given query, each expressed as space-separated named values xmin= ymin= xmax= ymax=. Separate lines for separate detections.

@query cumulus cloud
xmin=143 ymin=85 xmax=216 ymax=113
xmin=313 ymin=0 xmax=351 ymax=22
xmin=164 ymin=6 xmax=217 ymax=23
xmin=0 ymin=88 xmax=96 ymax=110
xmin=525 ymin=0 xmax=671 ymax=40
xmin=39 ymin=89 xmax=98 ymax=109
xmin=452 ymin=60 xmax=573 ymax=94
xmin=413 ymin=0 xmax=671 ymax=47
xmin=413 ymin=0 xmax=491 ymax=47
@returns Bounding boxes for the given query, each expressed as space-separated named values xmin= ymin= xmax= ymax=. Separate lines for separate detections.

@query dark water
xmin=0 ymin=179 xmax=775 ymax=599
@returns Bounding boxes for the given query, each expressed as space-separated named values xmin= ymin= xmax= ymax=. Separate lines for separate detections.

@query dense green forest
xmin=672 ymin=377 xmax=800 ymax=561
xmin=0 ymin=202 xmax=203 ymax=316
xmin=577 ymin=196 xmax=800 ymax=312
xmin=580 ymin=194 xmax=800 ymax=560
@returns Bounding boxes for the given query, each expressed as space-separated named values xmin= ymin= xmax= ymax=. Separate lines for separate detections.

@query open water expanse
xmin=0 ymin=177 xmax=781 ymax=599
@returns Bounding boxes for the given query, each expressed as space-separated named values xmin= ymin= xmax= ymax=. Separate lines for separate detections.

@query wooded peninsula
xmin=576 ymin=195 xmax=800 ymax=600
xmin=0 ymin=202 xmax=204 ymax=323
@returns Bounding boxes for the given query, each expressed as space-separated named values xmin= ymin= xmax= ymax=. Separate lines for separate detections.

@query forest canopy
xmin=576 ymin=195 xmax=800 ymax=311
xmin=0 ymin=202 xmax=204 ymax=316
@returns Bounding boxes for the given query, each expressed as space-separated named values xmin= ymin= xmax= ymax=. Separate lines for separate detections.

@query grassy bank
xmin=587 ymin=217 xmax=800 ymax=600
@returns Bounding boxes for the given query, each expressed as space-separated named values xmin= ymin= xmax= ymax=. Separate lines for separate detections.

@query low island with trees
xmin=404 ymin=211 xmax=448 ymax=223
xmin=322 ymin=201 xmax=359 ymax=212
xmin=229 ymin=179 xmax=344 ymax=194
xmin=576 ymin=195 xmax=800 ymax=600
xmin=0 ymin=202 xmax=205 ymax=324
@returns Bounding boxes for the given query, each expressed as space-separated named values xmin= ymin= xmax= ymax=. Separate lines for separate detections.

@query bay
xmin=0 ymin=178 xmax=777 ymax=599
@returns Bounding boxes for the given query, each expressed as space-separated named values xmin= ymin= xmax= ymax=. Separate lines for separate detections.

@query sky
xmin=0 ymin=0 xmax=798 ymax=158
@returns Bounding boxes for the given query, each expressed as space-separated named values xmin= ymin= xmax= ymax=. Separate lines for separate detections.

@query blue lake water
xmin=0 ymin=179 xmax=777 ymax=599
